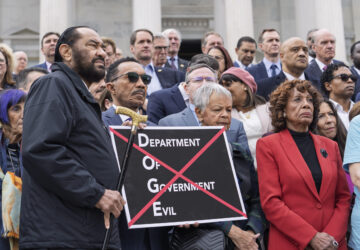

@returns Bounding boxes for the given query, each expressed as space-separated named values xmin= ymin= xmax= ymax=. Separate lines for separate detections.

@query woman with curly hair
xmin=256 ymin=79 xmax=350 ymax=249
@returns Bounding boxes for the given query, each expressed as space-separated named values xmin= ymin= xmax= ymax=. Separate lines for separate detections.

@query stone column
xmin=214 ymin=0 xmax=254 ymax=61
xmin=351 ymin=0 xmax=360 ymax=42
xmin=39 ymin=0 xmax=72 ymax=62
xmin=295 ymin=0 xmax=346 ymax=63
xmin=132 ymin=0 xmax=162 ymax=33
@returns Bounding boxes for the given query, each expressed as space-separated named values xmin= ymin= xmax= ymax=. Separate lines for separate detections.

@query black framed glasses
xmin=331 ymin=73 xmax=357 ymax=82
xmin=111 ymin=72 xmax=152 ymax=85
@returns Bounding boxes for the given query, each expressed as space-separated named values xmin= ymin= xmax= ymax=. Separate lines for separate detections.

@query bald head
xmin=312 ymin=29 xmax=336 ymax=65
xmin=280 ymin=37 xmax=308 ymax=77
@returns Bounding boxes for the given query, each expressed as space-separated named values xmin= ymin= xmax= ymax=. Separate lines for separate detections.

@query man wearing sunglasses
xmin=321 ymin=63 xmax=356 ymax=130
xmin=129 ymin=29 xmax=184 ymax=96
xmin=102 ymin=57 xmax=169 ymax=250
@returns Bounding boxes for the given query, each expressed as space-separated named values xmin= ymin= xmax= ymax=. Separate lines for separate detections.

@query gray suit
xmin=158 ymin=107 xmax=251 ymax=157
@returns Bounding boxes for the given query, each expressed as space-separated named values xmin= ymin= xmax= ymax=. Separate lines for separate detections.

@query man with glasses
xmin=147 ymin=63 xmax=217 ymax=124
xmin=321 ymin=63 xmax=356 ymax=130
xmin=158 ymin=63 xmax=251 ymax=160
xmin=102 ymin=56 xmax=169 ymax=250
xmin=129 ymin=28 xmax=184 ymax=95
xmin=152 ymin=34 xmax=169 ymax=67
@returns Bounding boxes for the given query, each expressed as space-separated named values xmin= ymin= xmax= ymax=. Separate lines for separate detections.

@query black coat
xmin=20 ymin=62 xmax=121 ymax=249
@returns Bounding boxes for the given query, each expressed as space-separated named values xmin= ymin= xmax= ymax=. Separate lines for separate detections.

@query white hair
xmin=162 ymin=28 xmax=182 ymax=42
xmin=193 ymin=83 xmax=232 ymax=112
xmin=154 ymin=33 xmax=169 ymax=46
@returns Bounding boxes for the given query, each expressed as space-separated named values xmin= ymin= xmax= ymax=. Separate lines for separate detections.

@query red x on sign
xmin=110 ymin=127 xmax=247 ymax=227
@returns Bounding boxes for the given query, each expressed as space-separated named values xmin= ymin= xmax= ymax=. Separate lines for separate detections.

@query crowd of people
xmin=0 ymin=24 xmax=360 ymax=250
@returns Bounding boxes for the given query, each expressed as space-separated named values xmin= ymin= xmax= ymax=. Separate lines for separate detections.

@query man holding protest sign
xmin=102 ymin=57 xmax=169 ymax=250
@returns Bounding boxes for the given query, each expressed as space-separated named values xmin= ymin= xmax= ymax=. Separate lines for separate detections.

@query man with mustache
xmin=102 ymin=57 xmax=170 ymax=250
xmin=257 ymin=37 xmax=312 ymax=100
xmin=130 ymin=29 xmax=184 ymax=96
xmin=247 ymin=29 xmax=281 ymax=82
xmin=305 ymin=29 xmax=343 ymax=92
xmin=21 ymin=26 xmax=125 ymax=249
xmin=33 ymin=31 xmax=60 ymax=72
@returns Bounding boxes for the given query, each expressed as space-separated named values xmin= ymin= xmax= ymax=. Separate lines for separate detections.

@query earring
xmin=283 ymin=112 xmax=286 ymax=118
xmin=244 ymin=87 xmax=247 ymax=90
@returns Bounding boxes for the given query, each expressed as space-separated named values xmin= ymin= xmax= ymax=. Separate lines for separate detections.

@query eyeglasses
xmin=331 ymin=73 xmax=357 ymax=82
xmin=188 ymin=76 xmax=217 ymax=83
xmin=111 ymin=72 xmax=152 ymax=85
xmin=0 ymin=59 xmax=5 ymax=66
xmin=154 ymin=46 xmax=169 ymax=51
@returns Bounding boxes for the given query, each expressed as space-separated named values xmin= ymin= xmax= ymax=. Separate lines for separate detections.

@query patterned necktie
xmin=170 ymin=57 xmax=177 ymax=70
xmin=270 ymin=64 xmax=277 ymax=77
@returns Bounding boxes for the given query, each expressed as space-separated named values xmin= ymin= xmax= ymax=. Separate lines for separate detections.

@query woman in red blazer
xmin=256 ymin=80 xmax=351 ymax=250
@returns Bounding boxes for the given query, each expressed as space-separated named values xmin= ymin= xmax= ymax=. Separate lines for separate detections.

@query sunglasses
xmin=188 ymin=76 xmax=217 ymax=83
xmin=111 ymin=72 xmax=152 ymax=85
xmin=331 ymin=73 xmax=357 ymax=82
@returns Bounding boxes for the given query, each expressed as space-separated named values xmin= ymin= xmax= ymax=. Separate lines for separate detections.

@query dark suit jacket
xmin=32 ymin=62 xmax=48 ymax=71
xmin=247 ymin=61 xmax=268 ymax=82
xmin=159 ymin=107 xmax=265 ymax=234
xmin=164 ymin=57 xmax=189 ymax=72
xmin=257 ymin=129 xmax=350 ymax=249
xmin=147 ymin=84 xmax=186 ymax=124
xmin=257 ymin=71 xmax=312 ymax=100
xmin=304 ymin=59 xmax=343 ymax=92
xmin=101 ymin=106 xmax=169 ymax=250
xmin=350 ymin=66 xmax=360 ymax=101
xmin=154 ymin=66 xmax=185 ymax=91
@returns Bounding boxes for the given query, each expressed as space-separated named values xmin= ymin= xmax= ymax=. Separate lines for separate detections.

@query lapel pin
xmin=320 ymin=149 xmax=328 ymax=158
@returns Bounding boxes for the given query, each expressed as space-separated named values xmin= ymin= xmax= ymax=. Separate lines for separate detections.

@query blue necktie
xmin=270 ymin=64 xmax=277 ymax=77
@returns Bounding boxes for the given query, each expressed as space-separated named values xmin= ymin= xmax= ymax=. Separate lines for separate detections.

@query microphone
xmin=320 ymin=149 xmax=328 ymax=158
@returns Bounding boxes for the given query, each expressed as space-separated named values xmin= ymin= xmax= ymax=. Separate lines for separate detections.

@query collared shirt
xmin=167 ymin=55 xmax=178 ymax=70
xmin=235 ymin=59 xmax=253 ymax=70
xmin=263 ymin=58 xmax=281 ymax=78
xmin=315 ymin=58 xmax=333 ymax=72
xmin=144 ymin=62 xmax=162 ymax=95
xmin=189 ymin=103 xmax=200 ymax=125
xmin=112 ymin=104 xmax=137 ymax=123
xmin=329 ymin=99 xmax=354 ymax=130
xmin=353 ymin=66 xmax=360 ymax=76
xmin=178 ymin=82 xmax=190 ymax=107
xmin=283 ymin=71 xmax=306 ymax=81
xmin=308 ymin=55 xmax=315 ymax=63
xmin=45 ymin=61 xmax=52 ymax=72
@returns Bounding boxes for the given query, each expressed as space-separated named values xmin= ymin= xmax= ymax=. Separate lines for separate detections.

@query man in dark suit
xmin=147 ymin=63 xmax=217 ymax=124
xmin=33 ymin=31 xmax=60 ymax=72
xmin=102 ymin=57 xmax=169 ymax=250
xmin=257 ymin=37 xmax=311 ymax=100
xmin=129 ymin=28 xmax=184 ymax=96
xmin=305 ymin=29 xmax=343 ymax=90
xmin=162 ymin=28 xmax=189 ymax=72
xmin=350 ymin=40 xmax=360 ymax=100
xmin=247 ymin=29 xmax=281 ymax=82
xmin=234 ymin=36 xmax=257 ymax=70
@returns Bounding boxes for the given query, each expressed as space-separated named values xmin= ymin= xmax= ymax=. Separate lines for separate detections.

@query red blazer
xmin=256 ymin=129 xmax=350 ymax=249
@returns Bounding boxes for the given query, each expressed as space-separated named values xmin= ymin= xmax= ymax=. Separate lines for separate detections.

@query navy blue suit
xmin=32 ymin=62 xmax=48 ymax=71
xmin=102 ymin=106 xmax=169 ymax=250
xmin=147 ymin=84 xmax=186 ymax=124
xmin=247 ymin=61 xmax=268 ymax=82
xmin=350 ymin=66 xmax=360 ymax=101
xmin=257 ymin=71 xmax=313 ymax=100
xmin=164 ymin=57 xmax=189 ymax=73
xmin=304 ymin=59 xmax=343 ymax=92
xmin=155 ymin=66 xmax=185 ymax=89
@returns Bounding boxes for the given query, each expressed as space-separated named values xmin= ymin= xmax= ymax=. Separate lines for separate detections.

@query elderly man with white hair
xmin=162 ymin=28 xmax=189 ymax=72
